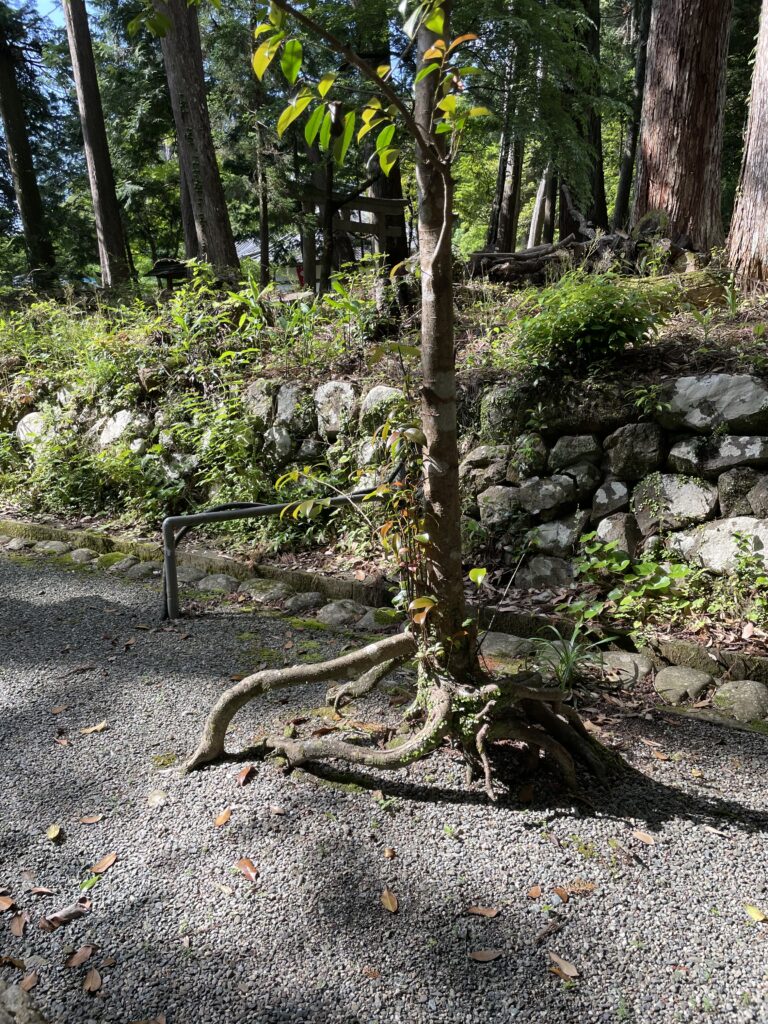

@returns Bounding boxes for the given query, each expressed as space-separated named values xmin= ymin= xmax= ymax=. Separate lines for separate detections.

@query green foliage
xmin=529 ymin=623 xmax=612 ymax=690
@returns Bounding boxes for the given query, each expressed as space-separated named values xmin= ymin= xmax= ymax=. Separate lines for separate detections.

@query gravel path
xmin=1 ymin=551 xmax=768 ymax=1024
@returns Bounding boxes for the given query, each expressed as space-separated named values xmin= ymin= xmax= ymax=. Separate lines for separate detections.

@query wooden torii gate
xmin=301 ymin=188 xmax=408 ymax=290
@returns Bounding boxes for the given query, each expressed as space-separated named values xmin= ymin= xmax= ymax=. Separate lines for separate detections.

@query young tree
xmin=152 ymin=0 xmax=239 ymax=273
xmin=62 ymin=0 xmax=130 ymax=286
xmin=728 ymin=0 xmax=768 ymax=284
xmin=0 ymin=2 xmax=55 ymax=276
xmin=187 ymin=0 xmax=614 ymax=797
xmin=632 ymin=0 xmax=734 ymax=251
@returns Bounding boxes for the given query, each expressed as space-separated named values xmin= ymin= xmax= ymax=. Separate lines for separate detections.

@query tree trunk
xmin=528 ymin=165 xmax=551 ymax=248
xmin=632 ymin=0 xmax=734 ymax=250
xmin=415 ymin=4 xmax=469 ymax=664
xmin=62 ymin=0 xmax=130 ymax=287
xmin=179 ymin=162 xmax=199 ymax=259
xmin=486 ymin=57 xmax=512 ymax=249
xmin=613 ymin=0 xmax=651 ymax=229
xmin=542 ymin=170 xmax=558 ymax=243
xmin=582 ymin=0 xmax=608 ymax=230
xmin=0 ymin=26 xmax=55 ymax=276
xmin=155 ymin=0 xmax=239 ymax=274
xmin=728 ymin=0 xmax=768 ymax=285
xmin=318 ymin=157 xmax=334 ymax=295
xmin=496 ymin=137 xmax=523 ymax=252
xmin=256 ymin=123 xmax=270 ymax=286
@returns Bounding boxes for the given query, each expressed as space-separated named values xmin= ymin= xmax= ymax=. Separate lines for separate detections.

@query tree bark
xmin=728 ymin=0 xmax=768 ymax=285
xmin=542 ymin=169 xmax=558 ymax=244
xmin=582 ymin=0 xmax=608 ymax=230
xmin=0 ymin=23 xmax=55 ymax=276
xmin=496 ymin=137 xmax=523 ymax=252
xmin=612 ymin=0 xmax=651 ymax=229
xmin=255 ymin=122 xmax=269 ymax=286
xmin=155 ymin=0 xmax=239 ymax=274
xmin=528 ymin=165 xmax=551 ymax=248
xmin=179 ymin=161 xmax=199 ymax=259
xmin=415 ymin=3 xmax=469 ymax=665
xmin=632 ymin=0 xmax=734 ymax=250
xmin=63 ymin=0 xmax=130 ymax=287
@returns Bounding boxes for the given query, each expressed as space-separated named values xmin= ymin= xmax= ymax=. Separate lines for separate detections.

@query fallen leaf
xmin=548 ymin=952 xmax=579 ymax=978
xmin=268 ymin=805 xmax=285 ymax=816
xmin=744 ymin=904 xmax=768 ymax=923
xmin=383 ymin=847 xmax=396 ymax=860
xmin=89 ymin=852 xmax=117 ymax=874
xmin=79 ymin=815 xmax=104 ymax=825
xmin=217 ymin=884 xmax=234 ymax=896
xmin=79 ymin=720 xmax=108 ymax=735
xmin=229 ymin=674 xmax=247 ymax=682
xmin=0 ymin=956 xmax=25 ymax=970
xmin=101 ymin=956 xmax=116 ymax=968
xmin=54 ymin=737 xmax=70 ymax=747
xmin=468 ymin=948 xmax=502 ymax=962
xmin=147 ymin=790 xmax=167 ymax=808
xmin=214 ymin=808 xmax=232 ymax=828
xmin=50 ymin=706 xmax=67 ymax=714
xmin=65 ymin=945 xmax=96 ymax=968
xmin=180 ymin=936 xmax=191 ymax=949
xmin=552 ymin=886 xmax=570 ymax=904
xmin=235 ymin=765 xmax=254 ymax=787
xmin=19 ymin=972 xmax=38 ymax=992
xmin=9 ymin=911 xmax=29 ymax=938
xmin=691 ymin=768 xmax=703 ymax=778
xmin=235 ymin=858 xmax=259 ymax=882
xmin=527 ymin=885 xmax=542 ymax=900
xmin=46 ymin=824 xmax=63 ymax=843
xmin=0 ymin=895 xmax=16 ymax=913
xmin=38 ymin=897 xmax=91 ymax=932
xmin=361 ymin=966 xmax=381 ymax=979
xmin=28 ymin=887 xmax=55 ymax=896
xmin=565 ymin=879 xmax=596 ymax=895
xmin=467 ymin=906 xmax=499 ymax=918
xmin=651 ymin=750 xmax=670 ymax=761
xmin=79 ymin=876 xmax=100 ymax=893
xmin=83 ymin=967 xmax=102 ymax=993
xmin=380 ymin=888 xmax=398 ymax=913
xmin=640 ymin=738 xmax=662 ymax=748
xmin=703 ymin=825 xmax=729 ymax=838
xmin=631 ymin=830 xmax=655 ymax=846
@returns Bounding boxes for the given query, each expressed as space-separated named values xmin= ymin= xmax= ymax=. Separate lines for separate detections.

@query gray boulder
xmin=527 ymin=511 xmax=590 ymax=556
xmin=517 ymin=474 xmax=575 ymax=517
xmin=263 ymin=423 xmax=293 ymax=463
xmin=659 ymin=373 xmax=768 ymax=433
xmin=604 ymin=422 xmax=664 ymax=480
xmin=237 ymin=578 xmax=292 ymax=605
xmin=718 ymin=467 xmax=761 ymax=517
xmin=548 ymin=434 xmax=601 ymax=471
xmin=477 ymin=485 xmax=522 ymax=530
xmin=713 ymin=679 xmax=768 ymax=722
xmin=126 ymin=561 xmax=160 ymax=580
xmin=667 ymin=516 xmax=768 ymax=573
xmin=591 ymin=480 xmax=630 ymax=520
xmin=243 ymin=379 xmax=275 ymax=428
xmin=460 ymin=444 xmax=512 ymax=472
xmin=748 ymin=476 xmax=768 ymax=517
xmin=316 ymin=599 xmax=367 ymax=626
xmin=6 ymin=537 xmax=35 ymax=551
xmin=197 ymin=573 xmax=239 ymax=593
xmin=357 ymin=606 xmax=404 ymax=631
xmin=35 ymin=540 xmax=71 ymax=555
xmin=315 ymin=381 xmax=358 ymax=439
xmin=480 ymin=632 xmax=535 ymax=665
xmin=632 ymin=473 xmax=718 ymax=535
xmin=108 ymin=555 xmax=139 ymax=573
xmin=668 ymin=435 xmax=768 ymax=477
xmin=479 ymin=385 xmax=516 ymax=440
xmin=275 ymin=383 xmax=316 ymax=435
xmin=654 ymin=666 xmax=713 ymax=705
xmin=561 ymin=460 xmax=602 ymax=502
xmin=176 ymin=565 xmax=206 ymax=585
xmin=70 ymin=547 xmax=97 ymax=564
xmin=15 ymin=411 xmax=47 ymax=445
xmin=595 ymin=513 xmax=642 ymax=559
xmin=602 ymin=651 xmax=654 ymax=682
xmin=97 ymin=409 xmax=152 ymax=448
xmin=471 ymin=461 xmax=509 ymax=493
xmin=359 ymin=385 xmax=404 ymax=431
xmin=284 ymin=591 xmax=324 ymax=614
xmin=506 ymin=433 xmax=548 ymax=484
xmin=0 ymin=981 xmax=49 ymax=1023
xmin=515 ymin=554 xmax=573 ymax=590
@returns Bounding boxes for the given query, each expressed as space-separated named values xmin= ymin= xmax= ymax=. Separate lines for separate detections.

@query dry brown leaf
xmin=565 ymin=879 xmax=596 ymax=896
xmin=361 ymin=966 xmax=381 ymax=979
xmin=651 ymin=750 xmax=670 ymax=761
xmin=19 ymin=972 xmax=38 ymax=992
xmin=691 ymin=768 xmax=703 ymax=778
xmin=38 ymin=897 xmax=91 ymax=932
xmin=214 ymin=808 xmax=232 ymax=827
xmin=631 ymin=830 xmax=655 ymax=846
xmin=0 ymin=895 xmax=16 ymax=913
xmin=65 ymin=945 xmax=96 ymax=968
xmin=50 ymin=706 xmax=67 ymax=714
xmin=79 ymin=814 xmax=104 ymax=825
xmin=89 ymin=852 xmax=117 ymax=874
xmin=468 ymin=948 xmax=502 ymax=962
xmin=467 ymin=906 xmax=499 ymax=918
xmin=235 ymin=765 xmax=254 ymax=787
xmin=527 ymin=885 xmax=542 ymax=900
xmin=703 ymin=824 xmax=729 ymax=838
xmin=380 ymin=887 xmax=398 ymax=913
xmin=53 ymin=737 xmax=70 ymax=747
xmin=83 ymin=967 xmax=102 ymax=993
xmin=640 ymin=738 xmax=662 ymax=748
xmin=383 ymin=847 xmax=396 ymax=860
xmin=101 ymin=956 xmax=117 ymax=968
xmin=0 ymin=956 xmax=25 ymax=970
xmin=235 ymin=858 xmax=259 ymax=882
xmin=28 ymin=887 xmax=55 ymax=896
xmin=548 ymin=952 xmax=579 ymax=978
xmin=79 ymin=720 xmax=108 ymax=735
xmin=9 ymin=912 xmax=28 ymax=937
xmin=552 ymin=886 xmax=570 ymax=904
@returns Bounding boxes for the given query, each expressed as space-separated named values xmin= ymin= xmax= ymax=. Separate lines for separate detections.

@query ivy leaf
xmin=280 ymin=39 xmax=303 ymax=85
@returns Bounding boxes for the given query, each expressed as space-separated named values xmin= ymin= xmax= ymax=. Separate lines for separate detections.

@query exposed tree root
xmin=185 ymin=633 xmax=621 ymax=796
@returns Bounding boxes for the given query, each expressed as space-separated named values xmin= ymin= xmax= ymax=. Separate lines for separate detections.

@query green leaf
xmin=280 ymin=39 xmax=303 ymax=85
xmin=424 ymin=6 xmax=445 ymax=34
xmin=415 ymin=62 xmax=440 ymax=84
xmin=268 ymin=1 xmax=285 ymax=27
xmin=468 ymin=106 xmax=490 ymax=117
xmin=333 ymin=110 xmax=356 ymax=165
xmin=378 ymin=146 xmax=400 ymax=176
xmin=79 ymin=874 xmax=100 ymax=892
xmin=402 ymin=4 xmax=424 ymax=39
xmin=319 ymin=110 xmax=332 ymax=150
xmin=409 ymin=596 xmax=437 ymax=610
xmin=277 ymin=94 xmax=313 ymax=137
xmin=252 ymin=33 xmax=285 ymax=80
xmin=357 ymin=117 xmax=386 ymax=143
xmin=376 ymin=123 xmax=396 ymax=152
xmin=468 ymin=567 xmax=487 ymax=587
xmin=253 ymin=23 xmax=273 ymax=39
xmin=304 ymin=104 xmax=325 ymax=146
xmin=317 ymin=72 xmax=337 ymax=98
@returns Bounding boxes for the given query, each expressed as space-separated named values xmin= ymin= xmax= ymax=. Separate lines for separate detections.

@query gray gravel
xmin=1 ymin=550 xmax=768 ymax=1024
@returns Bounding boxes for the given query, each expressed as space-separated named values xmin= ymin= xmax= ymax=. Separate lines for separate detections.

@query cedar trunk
xmin=63 ymin=0 xmax=130 ymax=287
xmin=727 ymin=0 xmax=768 ymax=285
xmin=0 ymin=26 xmax=55 ymax=275
xmin=155 ymin=0 xmax=239 ymax=274
xmin=632 ymin=0 xmax=734 ymax=250
xmin=612 ymin=0 xmax=651 ymax=229
xmin=496 ymin=137 xmax=523 ymax=252
xmin=415 ymin=6 xmax=468 ymax=664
